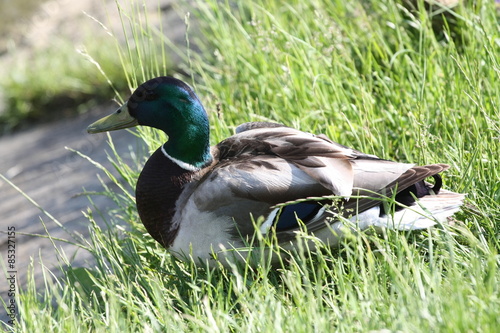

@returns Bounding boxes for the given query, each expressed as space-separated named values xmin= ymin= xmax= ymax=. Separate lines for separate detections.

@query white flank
xmin=170 ymin=199 xmax=236 ymax=263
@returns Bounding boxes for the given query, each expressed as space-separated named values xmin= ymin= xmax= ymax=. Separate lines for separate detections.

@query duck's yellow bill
xmin=87 ymin=102 xmax=139 ymax=134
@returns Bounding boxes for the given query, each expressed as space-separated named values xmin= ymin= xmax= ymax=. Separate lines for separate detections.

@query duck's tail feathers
xmin=360 ymin=189 xmax=466 ymax=231
xmin=351 ymin=190 xmax=465 ymax=230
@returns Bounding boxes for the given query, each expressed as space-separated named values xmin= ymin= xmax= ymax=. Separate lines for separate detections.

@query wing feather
xmin=181 ymin=123 xmax=452 ymax=240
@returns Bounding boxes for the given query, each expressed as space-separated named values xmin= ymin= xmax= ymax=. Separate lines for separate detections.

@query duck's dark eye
xmin=134 ymin=91 xmax=144 ymax=99
xmin=145 ymin=91 xmax=158 ymax=101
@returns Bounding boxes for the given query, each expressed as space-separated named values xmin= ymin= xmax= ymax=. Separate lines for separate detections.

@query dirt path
xmin=0 ymin=105 xmax=138 ymax=321
xmin=0 ymin=0 xmax=186 ymax=323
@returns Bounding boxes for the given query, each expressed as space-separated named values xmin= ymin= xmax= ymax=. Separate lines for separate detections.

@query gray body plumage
xmin=167 ymin=123 xmax=464 ymax=265
xmin=87 ymin=77 xmax=465 ymax=267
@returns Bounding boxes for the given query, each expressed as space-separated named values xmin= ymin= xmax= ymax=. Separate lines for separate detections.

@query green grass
xmin=0 ymin=35 xmax=124 ymax=133
xmin=0 ymin=2 xmax=166 ymax=133
xmin=2 ymin=0 xmax=500 ymax=331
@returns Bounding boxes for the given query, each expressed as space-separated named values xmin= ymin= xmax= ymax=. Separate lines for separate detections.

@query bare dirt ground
xmin=0 ymin=104 xmax=136 ymax=280
xmin=0 ymin=105 xmax=139 ymax=323
xmin=0 ymin=0 xmax=184 ymax=324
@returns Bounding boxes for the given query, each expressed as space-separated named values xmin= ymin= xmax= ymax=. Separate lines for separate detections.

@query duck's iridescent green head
xmin=87 ymin=77 xmax=212 ymax=169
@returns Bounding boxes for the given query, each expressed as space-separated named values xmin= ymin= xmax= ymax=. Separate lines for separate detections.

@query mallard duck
xmin=87 ymin=76 xmax=465 ymax=266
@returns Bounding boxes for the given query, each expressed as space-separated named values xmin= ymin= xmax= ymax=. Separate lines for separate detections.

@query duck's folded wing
xmin=186 ymin=126 xmax=429 ymax=237
xmin=216 ymin=126 xmax=362 ymax=196
xmin=190 ymin=155 xmax=333 ymax=237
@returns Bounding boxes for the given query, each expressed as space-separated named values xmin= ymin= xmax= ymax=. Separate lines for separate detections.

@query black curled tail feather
xmin=430 ymin=174 xmax=443 ymax=193
xmin=384 ymin=168 xmax=446 ymax=216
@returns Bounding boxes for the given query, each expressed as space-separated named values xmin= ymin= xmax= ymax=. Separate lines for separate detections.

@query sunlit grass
xmin=2 ymin=0 xmax=499 ymax=331
xmin=0 ymin=1 xmax=173 ymax=133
